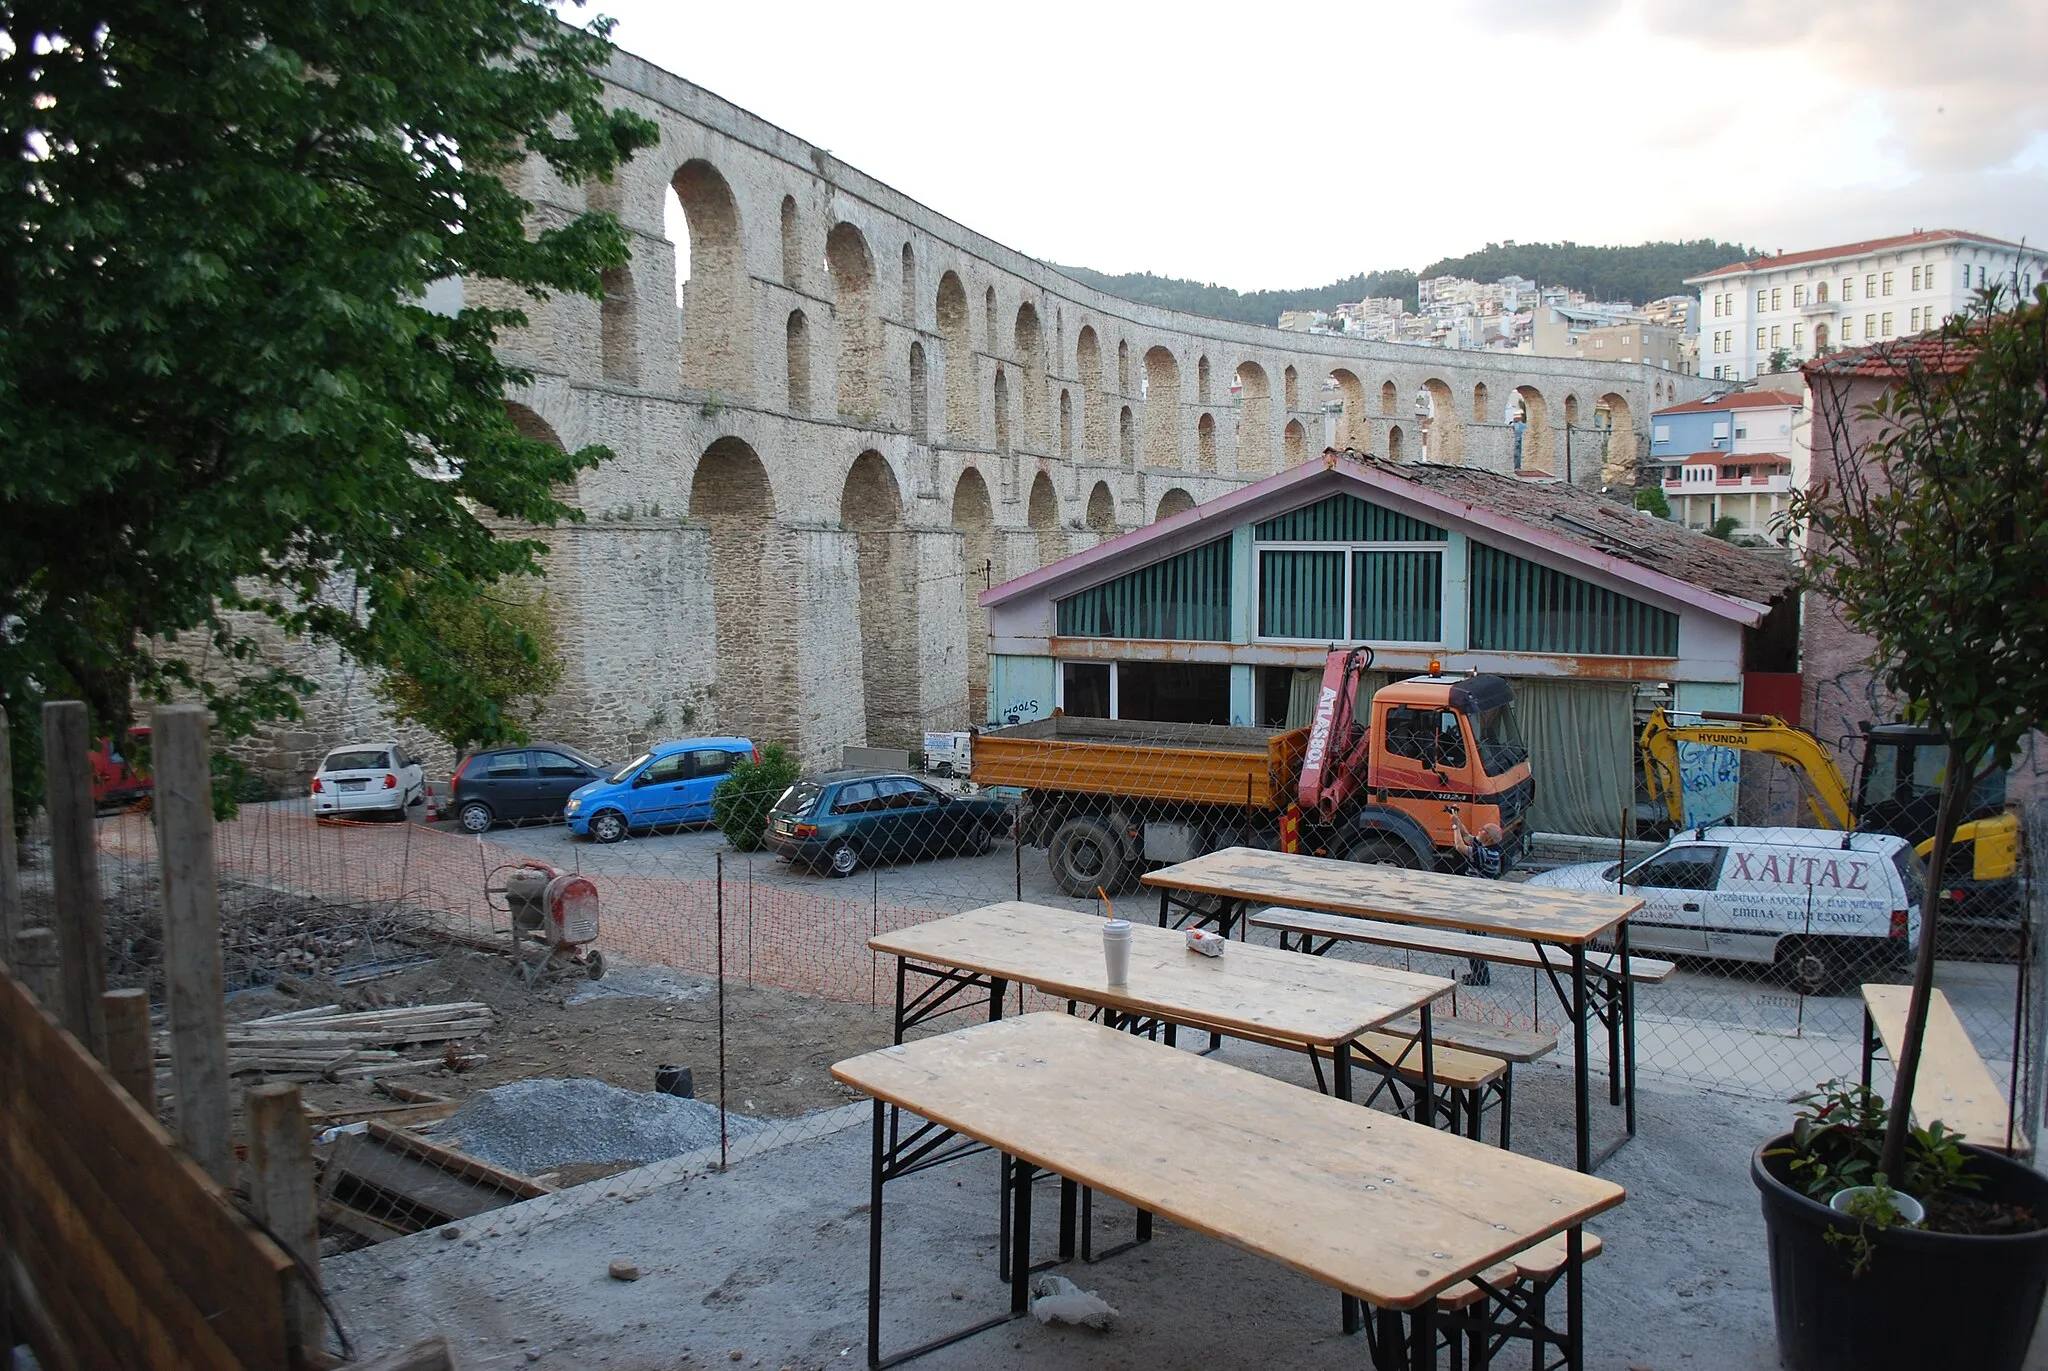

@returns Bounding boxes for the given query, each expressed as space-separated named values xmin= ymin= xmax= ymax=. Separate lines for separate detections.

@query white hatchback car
xmin=311 ymin=742 xmax=425 ymax=821
xmin=1525 ymin=825 xmax=1924 ymax=994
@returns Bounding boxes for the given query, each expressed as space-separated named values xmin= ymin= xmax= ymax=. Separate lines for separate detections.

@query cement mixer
xmin=487 ymin=861 xmax=605 ymax=986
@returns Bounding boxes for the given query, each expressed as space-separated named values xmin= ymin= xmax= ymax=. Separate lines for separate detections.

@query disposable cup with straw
xmin=1099 ymin=886 xmax=1133 ymax=986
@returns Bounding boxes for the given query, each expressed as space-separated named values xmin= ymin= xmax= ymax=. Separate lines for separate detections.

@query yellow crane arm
xmin=1640 ymin=710 xmax=1856 ymax=830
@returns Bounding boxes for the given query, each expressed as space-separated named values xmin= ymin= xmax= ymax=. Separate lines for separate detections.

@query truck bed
xmin=972 ymin=717 xmax=1307 ymax=809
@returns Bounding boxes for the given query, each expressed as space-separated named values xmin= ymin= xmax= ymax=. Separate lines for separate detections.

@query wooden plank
xmin=41 ymin=701 xmax=106 ymax=1058
xmin=363 ymin=1122 xmax=554 ymax=1199
xmin=1352 ymin=1033 xmax=1504 ymax=1090
xmin=103 ymin=988 xmax=157 ymax=1113
xmin=832 ymin=1012 xmax=1624 ymax=1310
xmin=0 ymin=969 xmax=294 ymax=1369
xmin=1251 ymin=908 xmax=1675 ymax=982
xmin=11 ymin=927 xmax=60 ymax=1011
xmin=1862 ymin=984 xmax=2020 ymax=1152
xmin=1381 ymin=1015 xmax=1558 ymax=1065
xmin=154 ymin=704 xmax=233 ymax=1186
xmin=247 ymin=1084 xmax=323 ymax=1350
xmin=324 ymin=1135 xmax=523 ymax=1224
xmin=1145 ymin=846 xmax=1641 ymax=945
xmin=870 ymin=902 xmax=1451 ymax=1047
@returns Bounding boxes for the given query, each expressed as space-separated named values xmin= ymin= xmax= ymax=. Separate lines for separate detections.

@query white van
xmin=1526 ymin=826 xmax=1924 ymax=993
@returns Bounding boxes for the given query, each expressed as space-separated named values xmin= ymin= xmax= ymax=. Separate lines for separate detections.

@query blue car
xmin=764 ymin=770 xmax=1012 ymax=877
xmin=565 ymin=736 xmax=758 ymax=843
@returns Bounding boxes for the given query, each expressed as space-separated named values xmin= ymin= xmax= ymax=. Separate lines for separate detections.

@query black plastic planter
xmin=1754 ymin=1134 xmax=2048 ymax=1371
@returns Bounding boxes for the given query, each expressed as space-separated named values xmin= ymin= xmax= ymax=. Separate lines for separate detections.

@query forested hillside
xmin=1053 ymin=239 xmax=1756 ymax=327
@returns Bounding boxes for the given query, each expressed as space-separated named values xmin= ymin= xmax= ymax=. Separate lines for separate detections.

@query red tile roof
xmin=1803 ymin=331 xmax=1978 ymax=379
xmin=1687 ymin=230 xmax=2025 ymax=282
xmin=1654 ymin=390 xmax=1802 ymax=416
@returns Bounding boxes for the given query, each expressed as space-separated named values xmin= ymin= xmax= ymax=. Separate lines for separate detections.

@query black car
xmin=764 ymin=771 xmax=1011 ymax=877
xmin=449 ymin=742 xmax=611 ymax=833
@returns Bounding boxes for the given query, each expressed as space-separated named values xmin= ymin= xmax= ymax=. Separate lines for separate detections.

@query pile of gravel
xmin=451 ymin=1077 xmax=763 ymax=1173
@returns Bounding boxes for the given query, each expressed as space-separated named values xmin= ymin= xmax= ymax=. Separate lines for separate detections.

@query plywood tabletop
xmin=832 ymin=1012 xmax=1625 ymax=1309
xmin=1142 ymin=847 xmax=1641 ymax=945
xmin=1862 ymin=985 xmax=2024 ymax=1153
xmin=870 ymin=902 xmax=1451 ymax=1046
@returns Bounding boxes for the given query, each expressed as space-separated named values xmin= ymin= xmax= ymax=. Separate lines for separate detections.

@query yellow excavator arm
xmin=1640 ymin=710 xmax=1856 ymax=830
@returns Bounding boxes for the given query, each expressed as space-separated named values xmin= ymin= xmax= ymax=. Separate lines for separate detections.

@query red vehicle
xmin=88 ymin=726 xmax=153 ymax=810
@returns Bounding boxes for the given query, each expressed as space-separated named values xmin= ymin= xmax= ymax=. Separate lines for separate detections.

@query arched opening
xmin=1420 ymin=378 xmax=1463 ymax=464
xmin=1284 ymin=419 xmax=1307 ymax=466
xmin=1197 ymin=413 xmax=1217 ymax=472
xmin=1387 ymin=424 xmax=1405 ymax=462
xmin=1028 ymin=469 xmax=1062 ymax=569
xmin=1380 ymin=379 xmax=1399 ymax=416
xmin=937 ymin=271 xmax=974 ymax=439
xmin=899 ymin=242 xmax=915 ymax=322
xmin=690 ymin=438 xmax=788 ymax=744
xmin=1284 ymin=365 xmax=1299 ymax=410
xmin=1014 ymin=302 xmax=1046 ymax=450
xmin=662 ymin=184 xmax=688 ymax=308
xmin=780 ymin=195 xmax=801 ymax=289
xmin=1117 ymin=341 xmax=1131 ymax=394
xmin=785 ymin=310 xmax=811 ymax=413
xmin=1119 ymin=406 xmax=1135 ymax=466
xmin=1472 ymin=382 xmax=1489 ymax=423
xmin=1196 ymin=355 xmax=1212 ymax=404
xmin=670 ymin=160 xmax=749 ymax=396
xmin=1086 ymin=481 xmax=1117 ymax=539
xmin=1327 ymin=369 xmax=1365 ymax=448
xmin=1512 ymin=385 xmax=1552 ymax=473
xmin=908 ymin=341 xmax=928 ymax=438
xmin=841 ymin=452 xmax=917 ymax=748
xmin=1563 ymin=394 xmax=1580 ymax=426
xmin=1143 ymin=345 xmax=1182 ymax=467
xmin=826 ymin=222 xmax=879 ymax=418
xmin=1814 ymin=321 xmax=1830 ymax=352
xmin=983 ymin=285 xmax=997 ymax=355
xmin=993 ymin=367 xmax=1011 ymax=453
xmin=952 ymin=468 xmax=997 ymax=724
xmin=1059 ymin=389 xmax=1073 ymax=457
xmin=1235 ymin=362 xmax=1272 ymax=473
xmin=1076 ymin=326 xmax=1105 ymax=457
xmin=1596 ymin=392 xmax=1636 ymax=485
xmin=505 ymin=402 xmax=562 ymax=448
xmin=600 ymin=265 xmax=636 ymax=383
xmin=1155 ymin=488 xmax=1196 ymax=521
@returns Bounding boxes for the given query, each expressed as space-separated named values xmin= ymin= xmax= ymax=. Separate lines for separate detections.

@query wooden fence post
xmin=11 ymin=929 xmax=59 ymax=1008
xmin=42 ymin=701 xmax=106 ymax=1058
xmin=246 ymin=1083 xmax=323 ymax=1352
xmin=153 ymin=703 xmax=231 ymax=1185
xmin=0 ymin=709 xmax=19 ymax=955
xmin=102 ymin=987 xmax=156 ymax=1114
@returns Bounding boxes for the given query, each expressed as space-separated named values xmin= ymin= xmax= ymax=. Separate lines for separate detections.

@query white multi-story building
xmin=1688 ymin=230 xmax=2048 ymax=382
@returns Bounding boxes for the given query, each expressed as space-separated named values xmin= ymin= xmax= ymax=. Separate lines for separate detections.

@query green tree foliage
xmin=372 ymin=580 xmax=564 ymax=755
xmin=1790 ymin=288 xmax=2048 ymax=1179
xmin=0 ymin=0 xmax=660 ymax=810
xmin=1634 ymin=486 xmax=1672 ymax=520
xmin=1056 ymin=240 xmax=1756 ymax=328
xmin=712 ymin=744 xmax=801 ymax=853
xmin=1708 ymin=515 xmax=1740 ymax=540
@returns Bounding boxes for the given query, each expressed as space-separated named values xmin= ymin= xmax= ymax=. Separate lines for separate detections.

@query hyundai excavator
xmin=1640 ymin=709 xmax=2020 ymax=921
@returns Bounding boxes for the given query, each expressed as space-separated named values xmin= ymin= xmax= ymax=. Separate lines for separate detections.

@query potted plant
xmin=1767 ymin=287 xmax=2048 ymax=1371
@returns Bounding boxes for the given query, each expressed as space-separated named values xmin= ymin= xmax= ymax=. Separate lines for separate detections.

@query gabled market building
xmin=978 ymin=452 xmax=1798 ymax=836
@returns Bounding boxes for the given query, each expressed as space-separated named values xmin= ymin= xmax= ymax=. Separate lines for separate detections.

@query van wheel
xmin=1346 ymin=836 xmax=1422 ymax=869
xmin=1048 ymin=816 xmax=1128 ymax=899
xmin=1782 ymin=937 xmax=1860 ymax=996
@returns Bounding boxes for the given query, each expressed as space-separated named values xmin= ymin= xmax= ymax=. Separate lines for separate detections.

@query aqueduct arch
xmin=841 ymin=451 xmax=917 ymax=747
xmin=1597 ymin=391 xmax=1637 ymax=484
xmin=1514 ymin=385 xmax=1552 ymax=473
xmin=1328 ymin=369 xmax=1366 ymax=449
xmin=1086 ymin=481 xmax=1117 ymax=538
xmin=670 ymin=161 xmax=749 ymax=397
xmin=1420 ymin=378 xmax=1463 ymax=464
xmin=1235 ymin=362 xmax=1272 ymax=473
xmin=826 ymin=223 xmax=880 ymax=417
xmin=1076 ymin=326 xmax=1105 ymax=457
xmin=690 ymin=437 xmax=790 ymax=746
xmin=938 ymin=271 xmax=973 ymax=438
xmin=1015 ymin=303 xmax=1047 ymax=451
xmin=1155 ymin=488 xmax=1196 ymax=520
xmin=952 ymin=467 xmax=997 ymax=723
xmin=1143 ymin=346 xmax=1182 ymax=468
xmin=1027 ymin=469 xmax=1063 ymax=569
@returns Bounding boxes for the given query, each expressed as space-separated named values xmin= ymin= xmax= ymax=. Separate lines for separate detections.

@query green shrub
xmin=1634 ymin=486 xmax=1672 ymax=519
xmin=712 ymin=743 xmax=802 ymax=852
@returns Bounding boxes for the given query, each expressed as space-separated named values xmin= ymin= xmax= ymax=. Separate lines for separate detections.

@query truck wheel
xmin=1049 ymin=816 xmax=1128 ymax=899
xmin=1346 ymin=836 xmax=1423 ymax=869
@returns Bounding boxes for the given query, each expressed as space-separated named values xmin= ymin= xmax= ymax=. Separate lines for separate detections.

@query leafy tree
xmin=1634 ymin=486 xmax=1672 ymax=519
xmin=1767 ymin=346 xmax=1795 ymax=374
xmin=0 ymin=0 xmax=660 ymax=811
xmin=1790 ymin=288 xmax=2048 ymax=1180
xmin=712 ymin=744 xmax=801 ymax=853
xmin=1708 ymin=514 xmax=1740 ymax=540
xmin=372 ymin=579 xmax=564 ymax=756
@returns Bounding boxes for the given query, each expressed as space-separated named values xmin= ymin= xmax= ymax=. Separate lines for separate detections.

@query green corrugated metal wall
xmin=1055 ymin=538 xmax=1233 ymax=640
xmin=1352 ymin=550 xmax=1443 ymax=641
xmin=1468 ymin=544 xmax=1678 ymax=656
xmin=1258 ymin=550 xmax=1347 ymax=639
xmin=1253 ymin=494 xmax=1445 ymax=543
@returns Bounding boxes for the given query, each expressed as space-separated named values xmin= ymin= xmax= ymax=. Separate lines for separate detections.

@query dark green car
xmin=764 ymin=770 xmax=1011 ymax=877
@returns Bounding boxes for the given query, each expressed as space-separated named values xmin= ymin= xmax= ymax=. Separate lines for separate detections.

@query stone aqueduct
xmin=433 ymin=47 xmax=1718 ymax=769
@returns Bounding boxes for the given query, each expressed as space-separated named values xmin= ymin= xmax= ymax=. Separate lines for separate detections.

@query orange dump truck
xmin=972 ymin=652 xmax=1537 ymax=897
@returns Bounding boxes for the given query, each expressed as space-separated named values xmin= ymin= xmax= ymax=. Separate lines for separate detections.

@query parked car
xmin=88 ymin=727 xmax=152 ymax=811
xmin=565 ymin=736 xmax=758 ymax=843
xmin=1525 ymin=825 xmax=1924 ymax=993
xmin=764 ymin=770 xmax=1011 ymax=877
xmin=449 ymin=742 xmax=612 ymax=833
xmin=311 ymin=741 xmax=425 ymax=821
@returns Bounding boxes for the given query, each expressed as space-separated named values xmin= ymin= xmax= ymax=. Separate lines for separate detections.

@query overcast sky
xmin=588 ymin=0 xmax=2048 ymax=290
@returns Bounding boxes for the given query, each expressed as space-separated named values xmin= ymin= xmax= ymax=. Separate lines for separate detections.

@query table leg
xmin=1333 ymin=1041 xmax=1361 ymax=1336
xmin=1566 ymin=1224 xmax=1584 ymax=1371
xmin=1621 ymin=923 xmax=1637 ymax=1137
xmin=1059 ymin=1178 xmax=1078 ymax=1262
xmin=1009 ymin=1156 xmax=1034 ymax=1317
xmin=1407 ymin=1301 xmax=1437 ymax=1371
xmin=1156 ymin=887 xmax=1171 ymax=928
xmin=992 ymin=973 xmax=1011 ymax=1281
xmin=1572 ymin=944 xmax=1591 ymax=1174
xmin=1420 ymin=1004 xmax=1438 ymax=1130
xmin=867 ymin=1101 xmax=886 ymax=1370
xmin=1861 ymin=1006 xmax=1878 ymax=1089
xmin=893 ymin=958 xmax=909 ymax=1045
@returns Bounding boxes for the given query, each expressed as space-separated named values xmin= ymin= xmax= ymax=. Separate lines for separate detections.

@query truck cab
xmin=1367 ymin=674 xmax=1534 ymax=858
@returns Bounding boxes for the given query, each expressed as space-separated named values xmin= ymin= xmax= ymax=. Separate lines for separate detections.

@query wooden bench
xmin=1218 ymin=1023 xmax=1515 ymax=1147
xmin=1860 ymin=984 xmax=2026 ymax=1154
xmin=1435 ymin=1232 xmax=1607 ymax=1369
xmin=1251 ymin=907 xmax=1677 ymax=985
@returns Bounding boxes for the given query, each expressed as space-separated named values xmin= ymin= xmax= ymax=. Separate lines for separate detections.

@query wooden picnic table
xmin=834 ymin=1012 xmax=1625 ymax=1370
xmin=1143 ymin=847 xmax=1645 ymax=1172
